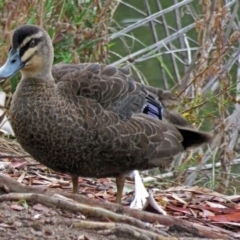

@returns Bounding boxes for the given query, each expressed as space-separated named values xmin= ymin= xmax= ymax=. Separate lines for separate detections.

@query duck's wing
xmin=52 ymin=63 xmax=151 ymax=120
xmin=52 ymin=63 xmax=177 ymax=120
xmin=53 ymin=64 xmax=143 ymax=106
xmin=52 ymin=63 xmax=188 ymax=164
xmin=53 ymin=63 xmax=211 ymax=153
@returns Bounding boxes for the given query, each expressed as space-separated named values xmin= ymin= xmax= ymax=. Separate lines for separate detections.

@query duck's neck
xmin=14 ymin=75 xmax=55 ymax=98
xmin=21 ymin=70 xmax=54 ymax=80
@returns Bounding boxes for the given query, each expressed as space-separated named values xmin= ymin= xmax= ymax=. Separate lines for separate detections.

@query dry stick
xmin=0 ymin=193 xmax=226 ymax=240
xmin=0 ymin=173 xmax=232 ymax=239
xmin=177 ymin=40 xmax=233 ymax=97
xmin=0 ymin=192 xmax=168 ymax=238
xmin=0 ymin=173 xmax=47 ymax=194
xmin=181 ymin=82 xmax=236 ymax=114
xmin=68 ymin=193 xmax=232 ymax=240
xmin=72 ymin=221 xmax=172 ymax=240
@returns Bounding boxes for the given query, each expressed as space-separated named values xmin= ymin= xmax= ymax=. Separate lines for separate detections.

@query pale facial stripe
xmin=19 ymin=31 xmax=43 ymax=49
xmin=21 ymin=46 xmax=38 ymax=63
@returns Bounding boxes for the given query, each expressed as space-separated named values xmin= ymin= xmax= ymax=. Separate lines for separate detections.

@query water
xmin=110 ymin=0 xmax=198 ymax=89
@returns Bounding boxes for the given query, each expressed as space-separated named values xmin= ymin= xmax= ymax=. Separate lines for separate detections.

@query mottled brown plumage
xmin=0 ymin=25 xmax=211 ymax=203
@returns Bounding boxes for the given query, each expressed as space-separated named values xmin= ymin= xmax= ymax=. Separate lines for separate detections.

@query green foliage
xmin=0 ymin=0 xmax=116 ymax=93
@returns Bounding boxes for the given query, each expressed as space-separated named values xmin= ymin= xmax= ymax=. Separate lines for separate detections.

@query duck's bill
xmin=0 ymin=50 xmax=24 ymax=79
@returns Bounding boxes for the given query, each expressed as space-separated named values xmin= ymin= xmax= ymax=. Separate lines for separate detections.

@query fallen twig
xmin=0 ymin=192 xmax=167 ymax=238
xmin=0 ymin=173 xmax=233 ymax=239
xmin=72 ymin=221 xmax=170 ymax=240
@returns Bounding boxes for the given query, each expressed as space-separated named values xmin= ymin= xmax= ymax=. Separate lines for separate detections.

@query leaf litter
xmin=0 ymin=148 xmax=240 ymax=239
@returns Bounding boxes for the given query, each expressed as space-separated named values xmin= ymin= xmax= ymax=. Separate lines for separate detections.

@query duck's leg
xmin=71 ymin=175 xmax=79 ymax=193
xmin=116 ymin=174 xmax=126 ymax=204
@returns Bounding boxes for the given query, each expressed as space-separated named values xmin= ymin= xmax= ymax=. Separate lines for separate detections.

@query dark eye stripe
xmin=19 ymin=37 xmax=42 ymax=57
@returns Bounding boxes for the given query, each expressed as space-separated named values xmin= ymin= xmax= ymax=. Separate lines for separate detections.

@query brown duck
xmin=0 ymin=25 xmax=211 ymax=203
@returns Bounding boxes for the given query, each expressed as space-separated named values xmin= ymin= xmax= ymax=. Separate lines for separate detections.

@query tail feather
xmin=142 ymin=91 xmax=212 ymax=150
xmin=176 ymin=126 xmax=212 ymax=149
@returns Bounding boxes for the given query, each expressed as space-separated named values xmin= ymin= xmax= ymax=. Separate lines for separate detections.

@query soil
xmin=0 ymin=143 xmax=238 ymax=240
xmin=0 ymin=200 xmax=136 ymax=240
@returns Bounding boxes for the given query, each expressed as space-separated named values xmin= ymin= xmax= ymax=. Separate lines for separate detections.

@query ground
xmin=0 ymin=141 xmax=239 ymax=239
xmin=0 ymin=200 xmax=141 ymax=240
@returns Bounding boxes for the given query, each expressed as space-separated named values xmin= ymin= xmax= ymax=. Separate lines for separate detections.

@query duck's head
xmin=0 ymin=25 xmax=53 ymax=79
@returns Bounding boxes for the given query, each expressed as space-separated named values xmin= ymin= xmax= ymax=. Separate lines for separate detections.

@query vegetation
xmin=111 ymin=0 xmax=240 ymax=195
xmin=0 ymin=0 xmax=117 ymax=92
xmin=0 ymin=0 xmax=240 ymax=196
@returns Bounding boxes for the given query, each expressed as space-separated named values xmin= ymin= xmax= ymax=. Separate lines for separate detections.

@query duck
xmin=0 ymin=25 xmax=211 ymax=204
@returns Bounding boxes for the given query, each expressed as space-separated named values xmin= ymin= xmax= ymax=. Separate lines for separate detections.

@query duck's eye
xmin=29 ymin=39 xmax=36 ymax=48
